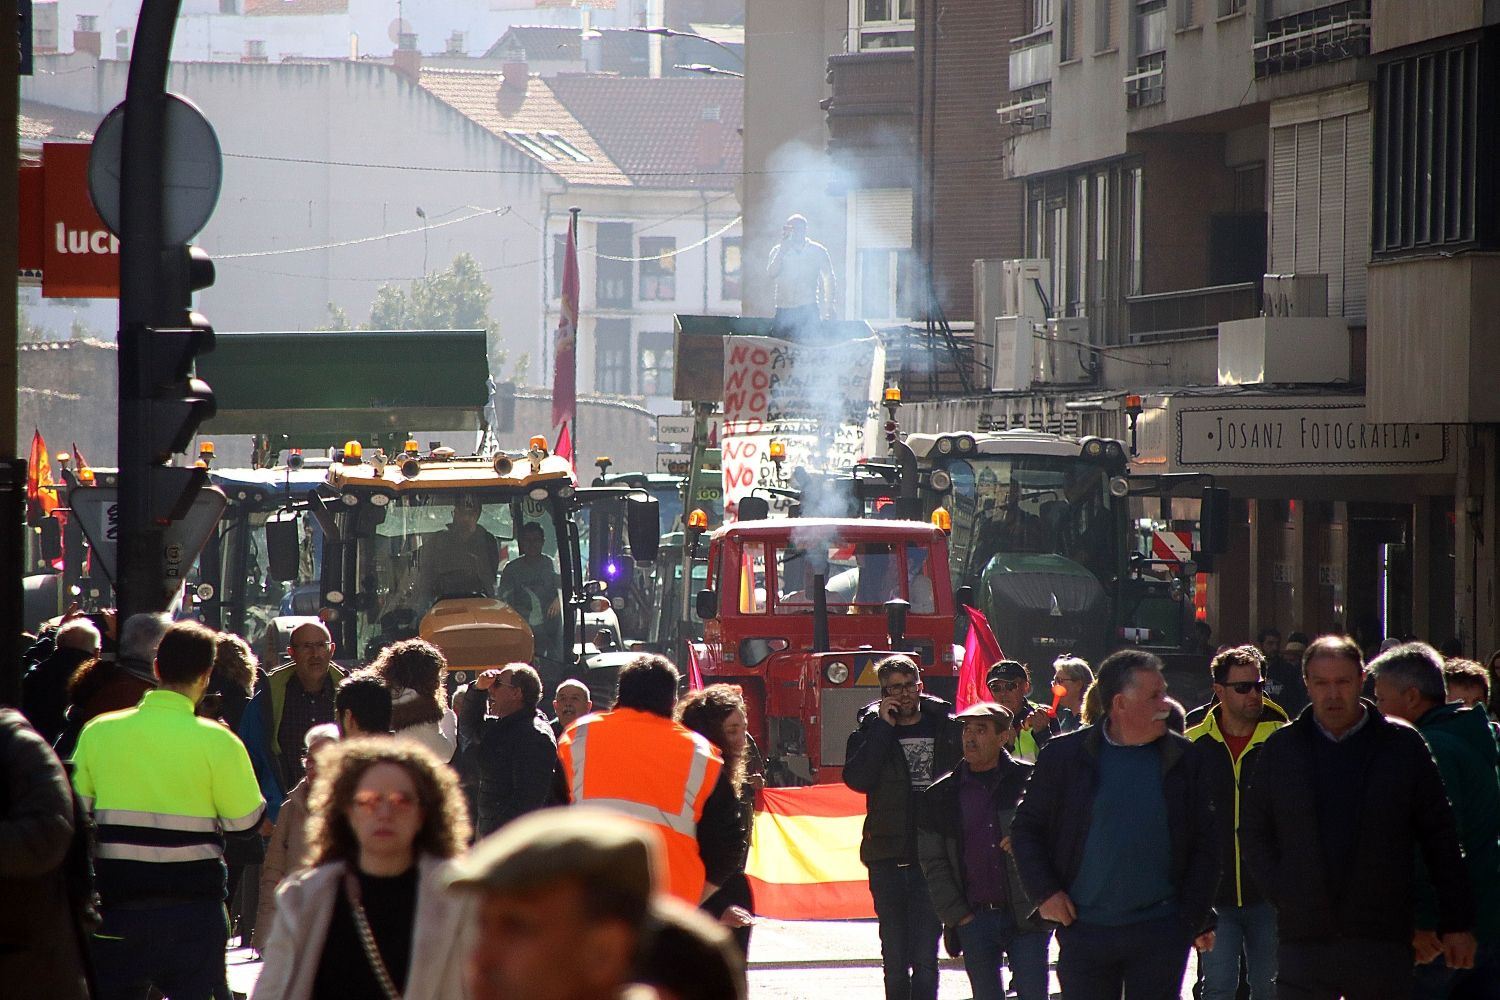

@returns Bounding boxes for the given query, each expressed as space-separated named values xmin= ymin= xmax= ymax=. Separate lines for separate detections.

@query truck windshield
xmin=941 ymin=457 xmax=1115 ymax=586
xmin=773 ymin=540 xmax=936 ymax=614
xmin=342 ymin=492 xmax=567 ymax=663
xmin=219 ymin=508 xmax=321 ymax=650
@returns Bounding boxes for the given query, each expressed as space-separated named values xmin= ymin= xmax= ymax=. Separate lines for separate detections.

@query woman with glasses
xmin=253 ymin=739 xmax=472 ymax=1000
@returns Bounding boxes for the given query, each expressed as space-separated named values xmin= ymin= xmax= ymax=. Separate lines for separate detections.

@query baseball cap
xmin=986 ymin=660 xmax=1028 ymax=686
xmin=445 ymin=805 xmax=661 ymax=900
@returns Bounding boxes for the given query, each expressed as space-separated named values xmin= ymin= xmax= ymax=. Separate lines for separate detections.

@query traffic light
xmin=127 ymin=244 xmax=216 ymax=523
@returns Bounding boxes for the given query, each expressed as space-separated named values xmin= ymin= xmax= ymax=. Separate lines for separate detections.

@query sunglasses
xmin=1222 ymin=679 xmax=1267 ymax=695
xmin=351 ymin=790 xmax=420 ymax=815
xmin=989 ymin=680 xmax=1024 ymax=693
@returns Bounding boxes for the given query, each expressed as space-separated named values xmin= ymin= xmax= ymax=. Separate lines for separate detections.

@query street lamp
xmin=673 ymin=63 xmax=744 ymax=78
xmin=627 ymin=25 xmax=744 ymax=67
xmin=415 ymin=206 xmax=428 ymax=276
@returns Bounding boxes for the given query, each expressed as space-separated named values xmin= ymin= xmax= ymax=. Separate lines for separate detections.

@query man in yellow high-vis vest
xmin=72 ymin=621 xmax=265 ymax=1000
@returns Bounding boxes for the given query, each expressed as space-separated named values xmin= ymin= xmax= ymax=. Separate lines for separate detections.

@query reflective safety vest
xmin=72 ymin=689 xmax=266 ymax=907
xmin=559 ymin=707 xmax=724 ymax=903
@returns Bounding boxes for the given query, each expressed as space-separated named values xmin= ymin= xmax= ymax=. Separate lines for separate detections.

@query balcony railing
xmin=1009 ymin=26 xmax=1054 ymax=90
xmin=1254 ymin=0 xmax=1370 ymax=78
xmin=1126 ymin=281 xmax=1262 ymax=342
xmin=997 ymin=84 xmax=1052 ymax=131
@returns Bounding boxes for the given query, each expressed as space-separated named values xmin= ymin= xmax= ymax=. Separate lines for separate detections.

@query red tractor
xmin=688 ymin=514 xmax=961 ymax=785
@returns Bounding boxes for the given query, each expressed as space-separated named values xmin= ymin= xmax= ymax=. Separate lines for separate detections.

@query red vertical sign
xmin=41 ymin=142 xmax=120 ymax=298
xmin=551 ymin=219 xmax=578 ymax=440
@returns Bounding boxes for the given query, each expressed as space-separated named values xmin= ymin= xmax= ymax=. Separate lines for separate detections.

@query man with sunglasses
xmin=986 ymin=661 xmax=1059 ymax=763
xmin=1185 ymin=645 xmax=1287 ymax=1000
xmin=845 ymin=655 xmax=961 ymax=1000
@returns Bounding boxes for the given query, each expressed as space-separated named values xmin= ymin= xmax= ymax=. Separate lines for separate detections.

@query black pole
xmin=811 ymin=572 xmax=829 ymax=654
xmin=1 ymin=0 xmax=24 ymax=698
xmin=116 ymin=0 xmax=183 ymax=618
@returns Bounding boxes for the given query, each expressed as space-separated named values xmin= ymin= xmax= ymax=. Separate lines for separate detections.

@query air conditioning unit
xmin=1262 ymin=273 xmax=1328 ymax=318
xmin=974 ymin=259 xmax=1055 ymax=391
xmin=1036 ymin=317 xmax=1095 ymax=385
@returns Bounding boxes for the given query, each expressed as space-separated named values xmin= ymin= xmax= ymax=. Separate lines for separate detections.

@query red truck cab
xmin=689 ymin=517 xmax=958 ymax=785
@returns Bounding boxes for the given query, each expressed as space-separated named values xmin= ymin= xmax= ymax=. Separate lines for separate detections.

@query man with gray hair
xmin=1371 ymin=641 xmax=1500 ymax=998
xmin=53 ymin=613 xmax=169 ymax=757
xmin=21 ymin=616 xmax=102 ymax=744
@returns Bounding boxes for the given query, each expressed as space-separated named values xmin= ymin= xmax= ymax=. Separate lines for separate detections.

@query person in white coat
xmin=370 ymin=639 xmax=457 ymax=763
xmin=253 ymin=738 xmax=473 ymax=1000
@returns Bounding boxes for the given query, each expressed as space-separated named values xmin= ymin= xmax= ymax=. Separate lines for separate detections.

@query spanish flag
xmin=26 ymin=429 xmax=59 ymax=525
xmin=745 ymin=785 xmax=874 ymax=920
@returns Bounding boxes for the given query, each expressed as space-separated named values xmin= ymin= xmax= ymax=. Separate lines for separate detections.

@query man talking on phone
xmin=845 ymin=655 xmax=961 ymax=1000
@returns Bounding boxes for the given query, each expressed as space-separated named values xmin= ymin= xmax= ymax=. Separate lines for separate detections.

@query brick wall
xmin=916 ymin=0 xmax=1027 ymax=323
xmin=17 ymin=340 xmax=119 ymax=465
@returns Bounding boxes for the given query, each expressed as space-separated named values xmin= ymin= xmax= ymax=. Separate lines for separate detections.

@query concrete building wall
xmin=1372 ymin=0 xmax=1490 ymax=53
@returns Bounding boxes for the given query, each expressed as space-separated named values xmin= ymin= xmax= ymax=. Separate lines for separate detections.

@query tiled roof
xmin=546 ymin=76 xmax=741 ymax=190
xmin=484 ymin=25 xmax=744 ymax=78
xmin=18 ymin=101 xmax=101 ymax=145
xmin=417 ymin=68 xmax=631 ymax=187
xmin=242 ymin=0 xmax=349 ymax=15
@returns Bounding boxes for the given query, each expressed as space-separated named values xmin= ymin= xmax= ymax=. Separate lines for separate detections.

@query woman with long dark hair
xmin=253 ymin=739 xmax=472 ymax=1000
xmin=677 ymin=684 xmax=760 ymax=955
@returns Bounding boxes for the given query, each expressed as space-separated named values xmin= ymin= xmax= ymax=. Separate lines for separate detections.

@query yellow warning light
xmin=687 ymin=509 xmax=709 ymax=530
xmin=529 ymin=436 xmax=548 ymax=453
xmin=1125 ymin=394 xmax=1143 ymax=414
xmin=78 ymin=467 xmax=96 ymax=484
xmin=343 ymin=440 xmax=363 ymax=461
xmin=884 ymin=386 xmax=902 ymax=403
xmin=930 ymin=508 xmax=952 ymax=533
xmin=769 ymin=441 xmax=786 ymax=461
xmin=193 ymin=459 xmax=208 ymax=468
xmin=199 ymin=441 xmax=216 ymax=456
xmin=404 ymin=439 xmax=419 ymax=454
xmin=596 ymin=456 xmax=612 ymax=466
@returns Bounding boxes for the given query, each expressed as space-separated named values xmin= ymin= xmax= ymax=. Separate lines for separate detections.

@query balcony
xmin=1009 ymin=27 xmax=1054 ymax=90
xmin=1126 ymin=53 xmax=1166 ymax=109
xmin=998 ymin=85 xmax=1052 ymax=132
xmin=1254 ymin=0 xmax=1370 ymax=78
xmin=1126 ymin=281 xmax=1262 ymax=343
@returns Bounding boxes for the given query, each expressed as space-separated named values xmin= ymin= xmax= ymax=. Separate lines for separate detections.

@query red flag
xmin=685 ymin=642 xmax=705 ymax=692
xmin=71 ymin=442 xmax=87 ymax=470
xmin=554 ymin=421 xmax=573 ymax=465
xmin=552 ymin=219 xmax=579 ymax=440
xmin=26 ymin=429 xmax=58 ymax=525
xmin=957 ymin=605 xmax=1005 ymax=711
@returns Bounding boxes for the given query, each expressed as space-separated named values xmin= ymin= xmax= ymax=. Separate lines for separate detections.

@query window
xmin=1374 ymin=40 xmax=1492 ymax=257
xmin=537 ymin=131 xmax=591 ymax=162
xmin=1095 ymin=0 xmax=1113 ymax=51
xmin=75 ymin=15 xmax=97 ymax=32
xmin=721 ymin=238 xmax=743 ymax=301
xmin=245 ymin=39 xmax=266 ymax=60
xmin=1219 ymin=0 xmax=1245 ymax=13
xmin=593 ymin=319 xmax=631 ymax=394
xmin=1029 ymin=0 xmax=1053 ymax=32
xmin=504 ymin=130 xmax=557 ymax=162
xmin=852 ymin=0 xmax=915 ymax=51
xmin=219 ymin=0 xmax=238 ymax=13
xmin=595 ymin=223 xmax=632 ymax=308
xmin=114 ymin=28 xmax=129 ymax=60
xmin=637 ymin=331 xmax=674 ymax=396
xmin=1176 ymin=0 xmax=1196 ymax=30
xmin=551 ymin=234 xmax=569 ymax=299
xmin=858 ymin=249 xmax=914 ymax=320
xmin=638 ymin=237 xmax=677 ymax=301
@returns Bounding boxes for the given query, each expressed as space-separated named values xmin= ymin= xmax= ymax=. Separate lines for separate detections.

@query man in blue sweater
xmin=1011 ymin=649 xmax=1220 ymax=1000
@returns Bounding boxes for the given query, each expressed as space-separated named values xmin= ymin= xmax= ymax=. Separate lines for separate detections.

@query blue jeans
xmin=867 ymin=860 xmax=942 ymax=1000
xmin=1199 ymin=901 xmax=1277 ymax=1000
xmin=1056 ymin=915 xmax=1194 ymax=1000
xmin=956 ymin=907 xmax=1051 ymax=1000
xmin=1412 ymin=938 xmax=1500 ymax=1000
xmin=91 ymin=899 xmax=229 ymax=1000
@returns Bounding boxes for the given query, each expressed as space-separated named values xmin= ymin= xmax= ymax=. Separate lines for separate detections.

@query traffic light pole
xmin=116 ymin=0 xmax=183 ymax=618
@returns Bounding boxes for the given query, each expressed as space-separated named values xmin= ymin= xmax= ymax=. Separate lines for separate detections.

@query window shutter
xmin=1342 ymin=110 xmax=1371 ymax=321
xmin=1318 ymin=116 xmax=1346 ymax=315
xmin=854 ymin=188 xmax=914 ymax=250
xmin=1293 ymin=121 xmax=1321 ymax=274
xmin=1270 ymin=124 xmax=1297 ymax=272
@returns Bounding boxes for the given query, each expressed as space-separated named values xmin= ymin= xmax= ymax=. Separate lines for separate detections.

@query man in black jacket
xmin=460 ymin=662 xmax=560 ymax=836
xmin=918 ymin=702 xmax=1050 ymax=1000
xmin=1011 ymin=648 xmax=1219 ymax=1000
xmin=844 ymin=655 xmax=961 ymax=1000
xmin=1240 ymin=634 xmax=1476 ymax=1000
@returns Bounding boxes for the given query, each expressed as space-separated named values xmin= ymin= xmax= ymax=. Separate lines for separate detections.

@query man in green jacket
xmin=1372 ymin=642 xmax=1499 ymax=998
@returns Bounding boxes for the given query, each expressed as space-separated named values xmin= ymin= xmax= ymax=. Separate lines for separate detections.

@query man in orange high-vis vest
xmin=559 ymin=654 xmax=740 ymax=904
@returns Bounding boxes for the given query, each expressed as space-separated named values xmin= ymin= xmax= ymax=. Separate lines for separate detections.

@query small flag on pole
xmin=956 ymin=605 xmax=1005 ymax=711
xmin=552 ymin=214 xmax=579 ymax=446
xmin=26 ymin=429 xmax=58 ymax=525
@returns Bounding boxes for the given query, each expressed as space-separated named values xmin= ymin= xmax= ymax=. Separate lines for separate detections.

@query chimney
xmin=501 ymin=60 xmax=529 ymax=93
xmin=393 ymin=44 xmax=421 ymax=83
xmin=73 ymin=15 xmax=100 ymax=57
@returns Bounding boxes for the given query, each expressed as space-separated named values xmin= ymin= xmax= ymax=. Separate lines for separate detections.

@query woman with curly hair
xmin=253 ymin=739 xmax=472 ymax=1000
xmin=677 ymin=684 xmax=762 ymax=955
xmin=368 ymin=639 xmax=457 ymax=763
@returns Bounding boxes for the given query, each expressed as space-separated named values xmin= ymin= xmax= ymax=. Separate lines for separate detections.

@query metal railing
xmin=1254 ymin=0 xmax=1370 ymax=77
xmin=1125 ymin=281 xmax=1261 ymax=342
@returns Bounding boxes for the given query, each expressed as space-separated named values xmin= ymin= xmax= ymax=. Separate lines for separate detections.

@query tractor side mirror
xmin=695 ymin=588 xmax=718 ymax=621
xmin=1198 ymin=487 xmax=1230 ymax=555
xmin=265 ymin=516 xmax=300 ymax=583
xmin=626 ymin=495 xmax=660 ymax=563
xmin=38 ymin=517 xmax=62 ymax=562
xmin=955 ymin=585 xmax=976 ymax=609
xmin=737 ymin=495 xmax=770 ymax=521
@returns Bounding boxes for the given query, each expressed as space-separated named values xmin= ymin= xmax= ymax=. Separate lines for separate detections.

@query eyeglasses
xmin=351 ymin=790 xmax=419 ymax=815
xmin=989 ymin=680 xmax=1023 ymax=693
xmin=882 ymin=681 xmax=918 ymax=695
xmin=1222 ymin=679 xmax=1267 ymax=695
xmin=292 ymin=640 xmax=330 ymax=651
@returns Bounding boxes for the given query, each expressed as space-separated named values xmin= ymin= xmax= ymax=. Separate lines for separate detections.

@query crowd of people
xmin=4 ymin=607 xmax=1500 ymax=1000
